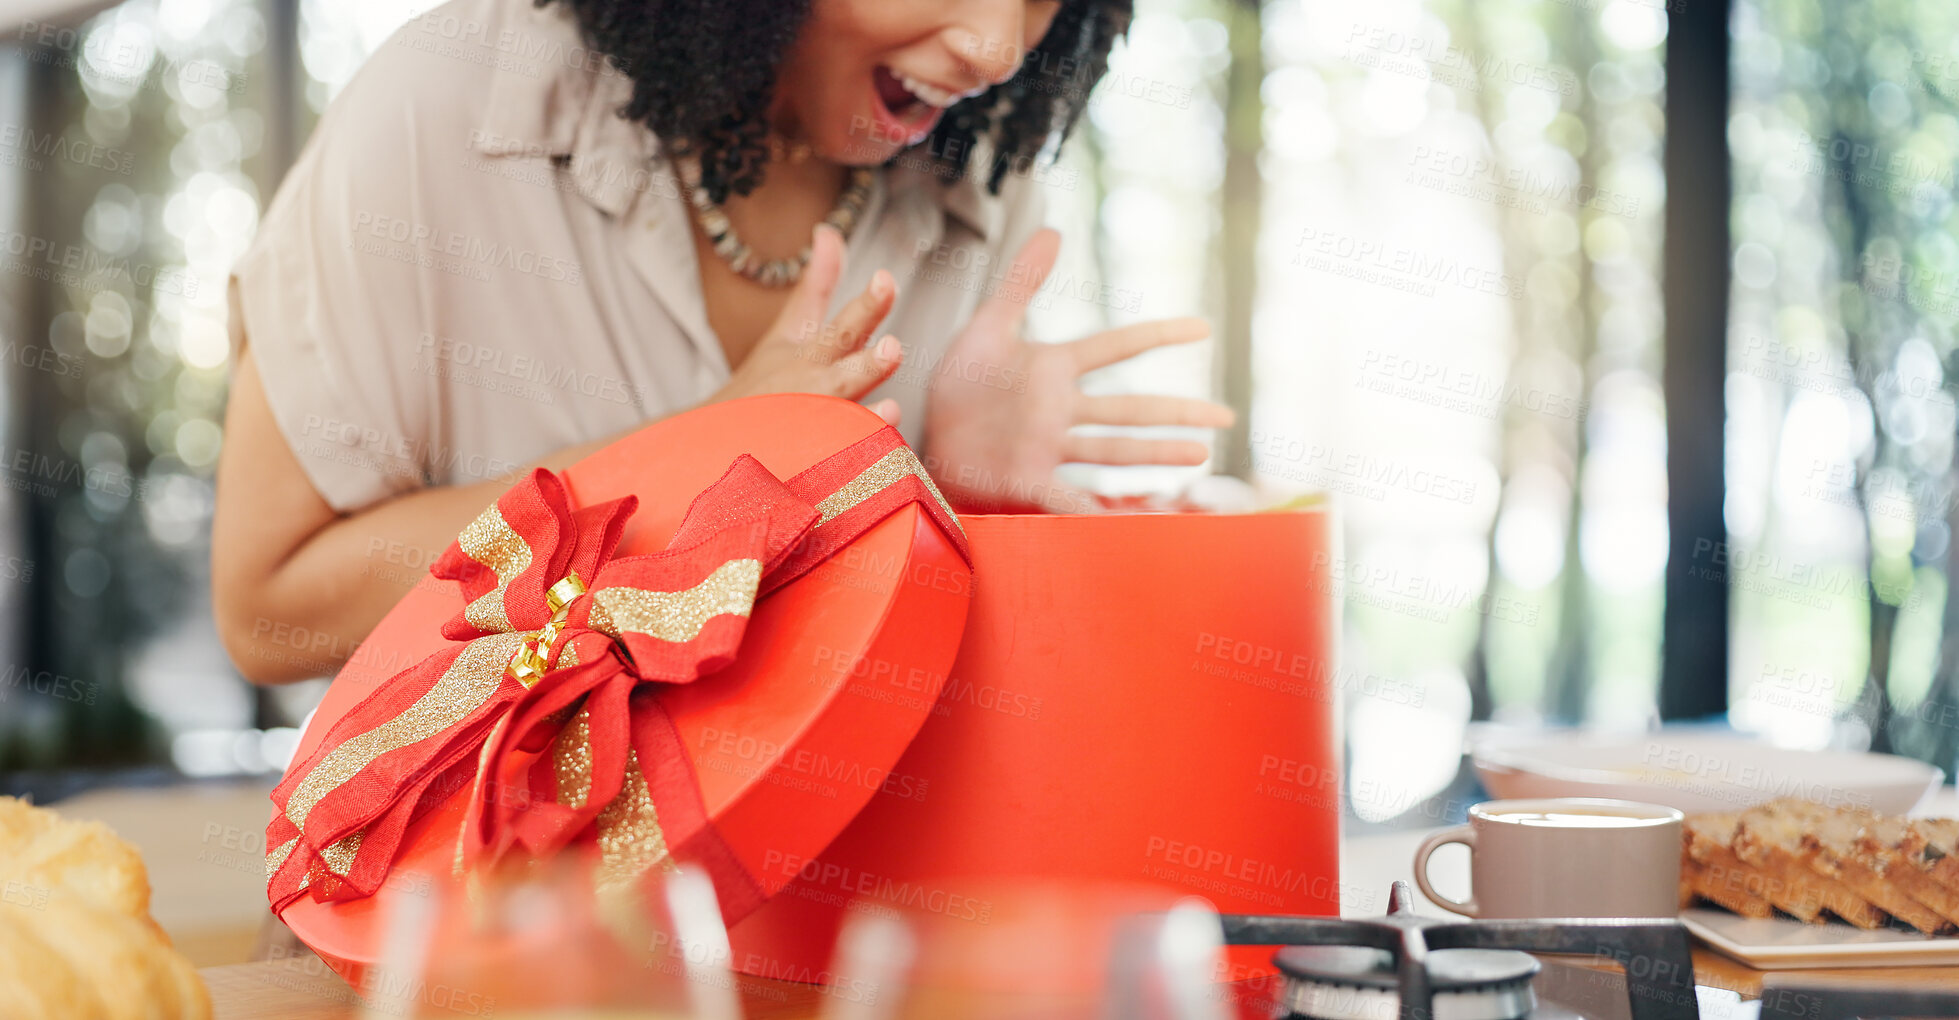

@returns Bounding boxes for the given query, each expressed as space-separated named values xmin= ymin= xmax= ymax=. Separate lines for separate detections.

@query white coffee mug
xmin=1412 ymin=797 xmax=1684 ymax=918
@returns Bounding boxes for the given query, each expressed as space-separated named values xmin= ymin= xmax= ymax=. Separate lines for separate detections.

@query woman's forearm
xmin=211 ymin=347 xmax=629 ymax=684
xmin=218 ymin=439 xmax=633 ymax=684
xmin=221 ymin=474 xmax=505 ymax=682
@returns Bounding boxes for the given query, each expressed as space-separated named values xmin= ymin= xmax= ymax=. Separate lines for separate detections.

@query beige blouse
xmin=228 ymin=0 xmax=1047 ymax=513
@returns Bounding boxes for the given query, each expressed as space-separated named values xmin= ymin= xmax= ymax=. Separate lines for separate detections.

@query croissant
xmin=0 ymin=796 xmax=211 ymax=1019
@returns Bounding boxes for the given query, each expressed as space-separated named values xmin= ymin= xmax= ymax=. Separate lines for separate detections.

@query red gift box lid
xmin=274 ymin=394 xmax=974 ymax=979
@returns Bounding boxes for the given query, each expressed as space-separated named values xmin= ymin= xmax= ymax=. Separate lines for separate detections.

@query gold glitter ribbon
xmin=584 ymin=559 xmax=763 ymax=641
xmin=282 ymin=630 xmax=532 ymax=833
xmin=594 ymin=751 xmax=677 ymax=897
xmin=816 ymin=447 xmax=964 ymax=536
xmin=458 ymin=503 xmax=533 ymax=633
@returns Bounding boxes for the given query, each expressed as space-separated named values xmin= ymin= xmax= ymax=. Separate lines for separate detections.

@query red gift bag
xmin=726 ymin=507 xmax=1340 ymax=980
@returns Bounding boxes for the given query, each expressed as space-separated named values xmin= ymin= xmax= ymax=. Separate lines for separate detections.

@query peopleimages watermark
xmin=1798 ymin=456 xmax=1958 ymax=522
xmin=1404 ymin=144 xmax=1643 ymax=218
xmin=347 ymin=211 xmax=584 ymax=286
xmin=1547 ymin=0 xmax=1684 ymax=13
xmin=401 ymin=8 xmax=628 ymax=82
xmin=1293 ymin=227 xmax=1525 ymax=302
xmin=296 ymin=414 xmax=523 ymax=486
xmin=0 ymin=555 xmax=34 ymax=586
xmin=1343 ymin=23 xmax=1578 ymax=97
xmin=1743 ymin=664 xmax=1848 ymax=716
xmin=1356 ymin=349 xmax=1588 ymax=423
xmin=261 ymin=943 xmax=493 ymax=1018
xmin=833 ymin=128 xmax=1080 ymax=194
xmin=360 ymin=537 xmax=448 ymax=587
xmin=413 ymin=332 xmax=651 ymax=409
xmin=250 ymin=616 xmax=365 ymax=669
xmin=462 ymin=128 xmax=685 ymax=202
xmin=1731 ymin=332 xmax=1865 ymax=396
xmin=1737 ymin=330 xmax=1958 ymax=410
xmin=1 ymin=879 xmax=51 ymax=911
xmin=1640 ymin=742 xmax=1874 ymax=811
xmin=1254 ymin=754 xmax=1342 ymax=812
xmin=0 ymin=443 xmax=153 ymax=504
xmin=906 ymin=238 xmax=1142 ymax=314
xmin=761 ymin=849 xmax=993 ymax=924
xmin=1140 ymin=836 xmax=1367 ymax=912
xmin=1190 ymin=630 xmax=1427 ymax=707
xmin=1861 ymin=251 xmax=1959 ymax=318
xmin=1308 ymin=551 xmax=1541 ymax=626
xmin=1785 ymin=130 xmax=1957 ymax=194
xmin=807 ymin=644 xmax=1046 ymax=724
xmin=200 ymin=822 xmax=433 ymax=895
xmin=1743 ymin=662 xmax=1959 ymax=736
xmin=697 ymin=725 xmax=931 ymax=803
xmin=246 ymin=610 xmax=433 ymax=680
xmin=0 ymin=340 xmax=85 ymax=381
xmin=0 ymin=230 xmax=200 ymax=297
xmin=915 ymin=455 xmax=1097 ymax=514
xmin=0 ymin=120 xmax=134 ymax=176
xmin=957 ymin=38 xmax=1196 ymax=110
xmin=1249 ymin=429 xmax=1480 ymax=506
xmin=0 ymin=662 xmax=95 ymax=707
xmin=16 ymin=21 xmax=246 ymax=100
xmin=1248 ymin=759 xmax=1488 ymax=834
xmin=1686 ymin=537 xmax=1915 ymax=612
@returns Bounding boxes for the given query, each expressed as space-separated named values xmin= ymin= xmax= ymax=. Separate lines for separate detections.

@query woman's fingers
xmin=1075 ymin=393 xmax=1235 ymax=429
xmin=960 ymin=228 xmax=1062 ymax=351
xmin=867 ymin=398 xmax=902 ymax=427
xmin=806 ymin=269 xmax=894 ymax=362
xmin=772 ymin=224 xmax=847 ymax=342
xmin=825 ymin=334 xmax=905 ymax=400
xmin=1068 ymin=317 xmax=1211 ymax=373
xmin=1060 ymin=434 xmax=1212 ymax=466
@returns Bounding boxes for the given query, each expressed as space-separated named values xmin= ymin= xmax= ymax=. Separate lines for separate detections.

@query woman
xmin=212 ymin=0 xmax=1232 ymax=684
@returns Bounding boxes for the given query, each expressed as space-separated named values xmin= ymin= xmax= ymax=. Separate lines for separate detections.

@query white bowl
xmin=1470 ymin=732 xmax=1945 ymax=816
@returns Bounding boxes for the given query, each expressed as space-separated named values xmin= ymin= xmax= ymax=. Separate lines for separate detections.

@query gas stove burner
xmin=1275 ymin=945 xmax=1539 ymax=1020
xmin=1221 ymin=881 xmax=1701 ymax=1020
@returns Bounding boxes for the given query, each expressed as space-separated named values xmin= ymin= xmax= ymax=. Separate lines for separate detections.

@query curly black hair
xmin=542 ymin=0 xmax=1131 ymax=203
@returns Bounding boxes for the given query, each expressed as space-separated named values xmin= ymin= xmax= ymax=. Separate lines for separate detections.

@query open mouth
xmin=870 ymin=65 xmax=970 ymax=140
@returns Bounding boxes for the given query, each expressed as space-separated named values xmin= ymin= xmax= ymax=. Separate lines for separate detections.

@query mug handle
xmin=1413 ymin=824 xmax=1478 ymax=917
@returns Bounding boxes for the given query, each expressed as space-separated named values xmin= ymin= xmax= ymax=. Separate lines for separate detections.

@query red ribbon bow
xmin=266 ymin=428 xmax=968 ymax=922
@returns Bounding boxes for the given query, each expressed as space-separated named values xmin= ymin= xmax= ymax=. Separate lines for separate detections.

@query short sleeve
xmin=228 ymin=36 xmax=459 ymax=514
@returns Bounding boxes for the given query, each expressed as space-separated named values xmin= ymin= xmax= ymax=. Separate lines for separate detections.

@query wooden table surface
xmin=197 ymin=946 xmax=1959 ymax=1019
xmin=201 ymin=957 xmax=833 ymax=1020
xmin=201 ymin=824 xmax=1959 ymax=1018
xmin=59 ymin=779 xmax=280 ymax=967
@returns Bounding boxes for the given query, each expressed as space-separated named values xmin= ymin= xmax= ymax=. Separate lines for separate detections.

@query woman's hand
xmin=707 ymin=223 xmax=907 ymax=425
xmin=922 ymin=228 xmax=1235 ymax=513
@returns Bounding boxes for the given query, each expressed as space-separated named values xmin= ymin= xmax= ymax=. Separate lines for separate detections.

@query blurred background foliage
xmin=1725 ymin=0 xmax=1959 ymax=768
xmin=1 ymin=0 xmax=1956 ymax=823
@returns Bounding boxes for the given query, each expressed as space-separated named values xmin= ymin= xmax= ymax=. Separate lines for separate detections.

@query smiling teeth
xmin=892 ymin=69 xmax=968 ymax=109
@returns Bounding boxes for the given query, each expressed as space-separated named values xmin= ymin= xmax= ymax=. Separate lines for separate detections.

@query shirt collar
xmin=471 ymin=3 xmax=660 ymax=218
xmin=471 ymin=4 xmax=1004 ymax=241
xmin=468 ymin=2 xmax=584 ymax=160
